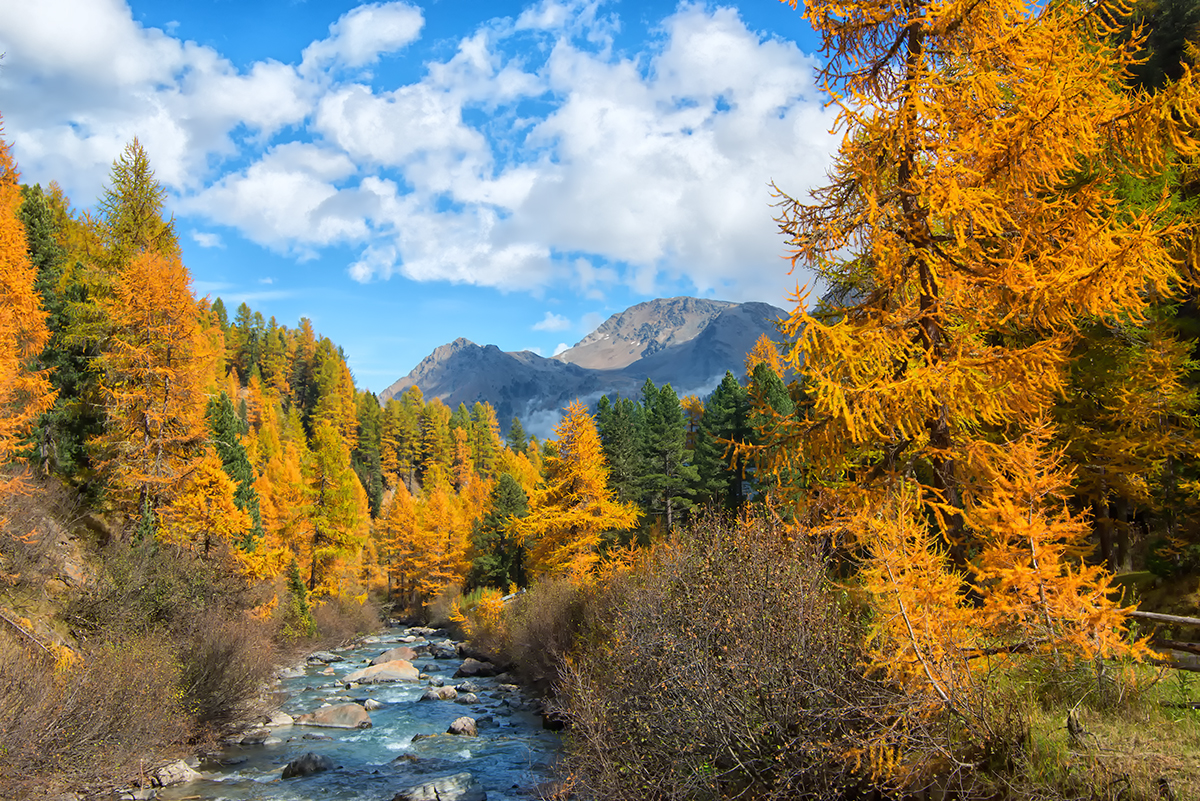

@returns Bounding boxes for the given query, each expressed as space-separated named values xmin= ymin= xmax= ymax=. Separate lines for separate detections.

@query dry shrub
xmin=311 ymin=594 xmax=382 ymax=643
xmin=0 ymin=632 xmax=188 ymax=799
xmin=553 ymin=510 xmax=894 ymax=801
xmin=426 ymin=583 xmax=464 ymax=628
xmin=504 ymin=574 xmax=597 ymax=694
xmin=175 ymin=609 xmax=276 ymax=733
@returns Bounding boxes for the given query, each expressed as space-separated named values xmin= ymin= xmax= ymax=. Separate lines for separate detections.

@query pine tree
xmin=206 ymin=390 xmax=265 ymax=549
xmin=467 ymin=472 xmax=529 ymax=589
xmin=693 ymin=371 xmax=750 ymax=507
xmin=639 ymin=380 xmax=697 ymax=531
xmin=506 ymin=416 xmax=528 ymax=455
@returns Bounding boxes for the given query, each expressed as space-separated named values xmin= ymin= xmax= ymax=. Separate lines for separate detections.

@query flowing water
xmin=157 ymin=628 xmax=562 ymax=801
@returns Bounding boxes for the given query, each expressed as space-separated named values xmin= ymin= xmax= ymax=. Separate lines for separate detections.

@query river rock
xmin=455 ymin=692 xmax=479 ymax=704
xmin=344 ymin=659 xmax=419 ymax=684
xmin=307 ymin=651 xmax=344 ymax=664
xmin=152 ymin=760 xmax=201 ymax=787
xmin=276 ymin=666 xmax=305 ymax=679
xmin=282 ymin=752 xmax=334 ymax=779
xmin=371 ymin=646 xmax=418 ymax=665
xmin=455 ymin=680 xmax=480 ymax=693
xmin=420 ymin=686 xmax=458 ymax=701
xmin=390 ymin=772 xmax=486 ymax=801
xmin=454 ymin=658 xmax=497 ymax=678
xmin=447 ymin=716 xmax=477 ymax=736
xmin=363 ymin=698 xmax=385 ymax=711
xmin=430 ymin=642 xmax=457 ymax=659
xmin=266 ymin=710 xmax=294 ymax=727
xmin=239 ymin=727 xmax=271 ymax=745
xmin=294 ymin=702 xmax=372 ymax=729
xmin=428 ymin=675 xmax=445 ymax=687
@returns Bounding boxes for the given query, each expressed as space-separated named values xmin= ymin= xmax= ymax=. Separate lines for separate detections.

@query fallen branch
xmin=1129 ymin=610 xmax=1200 ymax=628
xmin=0 ymin=608 xmax=51 ymax=654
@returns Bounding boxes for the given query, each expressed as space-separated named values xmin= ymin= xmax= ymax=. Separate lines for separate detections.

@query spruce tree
xmin=467 ymin=472 xmax=529 ymax=589
xmin=206 ymin=391 xmax=265 ymax=549
xmin=506 ymin=416 xmax=528 ymax=455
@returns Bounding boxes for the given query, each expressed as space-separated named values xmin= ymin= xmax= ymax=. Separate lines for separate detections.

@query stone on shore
xmin=453 ymin=658 xmax=497 ymax=678
xmin=152 ymin=760 xmax=200 ymax=787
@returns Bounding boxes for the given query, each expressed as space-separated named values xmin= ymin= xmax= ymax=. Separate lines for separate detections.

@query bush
xmin=552 ymin=510 xmax=894 ymax=800
xmin=0 ymin=632 xmax=189 ymax=799
xmin=311 ymin=594 xmax=381 ymax=643
xmin=504 ymin=574 xmax=597 ymax=694
xmin=175 ymin=609 xmax=276 ymax=733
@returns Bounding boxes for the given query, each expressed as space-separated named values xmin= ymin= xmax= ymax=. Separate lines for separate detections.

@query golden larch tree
xmin=515 ymin=400 xmax=639 ymax=583
xmin=0 ymin=124 xmax=53 ymax=491
xmin=770 ymin=0 xmax=1198 ymax=686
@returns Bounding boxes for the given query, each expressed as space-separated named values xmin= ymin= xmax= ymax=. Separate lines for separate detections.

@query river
xmin=156 ymin=626 xmax=562 ymax=801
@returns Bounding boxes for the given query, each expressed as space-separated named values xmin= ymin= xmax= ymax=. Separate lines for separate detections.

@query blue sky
xmin=0 ymin=0 xmax=836 ymax=393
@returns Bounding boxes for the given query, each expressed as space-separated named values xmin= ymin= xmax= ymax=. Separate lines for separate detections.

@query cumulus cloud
xmin=0 ymin=0 xmax=314 ymax=201
xmin=533 ymin=312 xmax=572 ymax=332
xmin=553 ymin=342 xmax=571 ymax=356
xmin=1 ymin=0 xmax=836 ymax=304
xmin=301 ymin=2 xmax=424 ymax=72
xmin=191 ymin=231 xmax=223 ymax=248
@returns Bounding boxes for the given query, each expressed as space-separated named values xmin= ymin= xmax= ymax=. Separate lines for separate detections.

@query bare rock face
xmin=345 ymin=659 xmax=419 ymax=684
xmin=447 ymin=716 xmax=477 ymax=736
xmin=294 ymin=702 xmax=372 ymax=729
xmin=371 ymin=646 xmax=418 ymax=665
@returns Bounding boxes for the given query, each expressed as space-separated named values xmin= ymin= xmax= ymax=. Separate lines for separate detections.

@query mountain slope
xmin=379 ymin=297 xmax=787 ymax=433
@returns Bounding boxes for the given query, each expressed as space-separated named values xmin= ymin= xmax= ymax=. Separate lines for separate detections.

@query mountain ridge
xmin=380 ymin=297 xmax=787 ymax=434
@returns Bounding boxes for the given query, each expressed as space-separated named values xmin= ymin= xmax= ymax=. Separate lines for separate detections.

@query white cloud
xmin=0 ymin=0 xmax=836 ymax=305
xmin=533 ymin=312 xmax=572 ymax=331
xmin=191 ymin=231 xmax=223 ymax=248
xmin=553 ymin=342 xmax=570 ymax=356
xmin=301 ymin=2 xmax=424 ymax=72
xmin=0 ymin=0 xmax=314 ymax=201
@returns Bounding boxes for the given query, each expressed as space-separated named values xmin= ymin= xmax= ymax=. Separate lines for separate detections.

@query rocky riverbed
xmin=149 ymin=626 xmax=561 ymax=801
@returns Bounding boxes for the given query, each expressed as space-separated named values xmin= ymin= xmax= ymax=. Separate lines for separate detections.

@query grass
xmin=1020 ymin=664 xmax=1200 ymax=800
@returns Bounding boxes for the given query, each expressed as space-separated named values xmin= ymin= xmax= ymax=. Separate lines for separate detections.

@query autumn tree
xmin=467 ymin=472 xmax=529 ymax=589
xmin=93 ymin=248 xmax=208 ymax=537
xmin=0 ymin=127 xmax=53 ymax=492
xmin=515 ymin=400 xmax=639 ymax=582
xmin=770 ymin=0 xmax=1199 ymax=692
xmin=206 ymin=391 xmax=264 ymax=549
xmin=302 ymin=420 xmax=366 ymax=594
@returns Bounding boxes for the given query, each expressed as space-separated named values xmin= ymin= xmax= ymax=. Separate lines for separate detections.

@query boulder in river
xmin=363 ymin=698 xmax=385 ymax=711
xmin=420 ymin=686 xmax=458 ymax=701
xmin=390 ymin=772 xmax=486 ymax=801
xmin=455 ymin=692 xmax=479 ymax=704
xmin=307 ymin=650 xmax=344 ymax=664
xmin=371 ymin=646 xmax=418 ymax=664
xmin=281 ymin=752 xmax=334 ymax=778
xmin=344 ymin=659 xmax=419 ymax=684
xmin=454 ymin=658 xmax=497 ymax=678
xmin=294 ymin=702 xmax=372 ymax=729
xmin=447 ymin=716 xmax=477 ymax=736
xmin=430 ymin=642 xmax=458 ymax=659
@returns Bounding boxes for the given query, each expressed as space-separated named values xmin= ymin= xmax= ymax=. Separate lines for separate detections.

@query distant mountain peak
xmin=554 ymin=297 xmax=738 ymax=371
xmin=380 ymin=296 xmax=787 ymax=434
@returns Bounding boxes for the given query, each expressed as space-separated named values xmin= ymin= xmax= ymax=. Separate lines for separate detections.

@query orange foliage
xmin=0 ymin=124 xmax=53 ymax=494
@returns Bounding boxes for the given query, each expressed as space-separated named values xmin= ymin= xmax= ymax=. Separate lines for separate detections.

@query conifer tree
xmin=769 ymin=0 xmax=1199 ymax=689
xmin=206 ymin=391 xmax=265 ymax=549
xmin=467 ymin=472 xmax=529 ymax=589
xmin=0 ymin=128 xmax=53 ymax=492
xmin=639 ymin=380 xmax=698 ymax=531
xmin=506 ymin=416 xmax=528 ymax=455
xmin=515 ymin=400 xmax=639 ymax=582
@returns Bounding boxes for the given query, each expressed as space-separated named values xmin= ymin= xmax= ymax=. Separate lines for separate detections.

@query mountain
xmin=379 ymin=297 xmax=788 ymax=434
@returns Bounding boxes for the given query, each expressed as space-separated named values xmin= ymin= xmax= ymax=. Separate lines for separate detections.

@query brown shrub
xmin=311 ymin=594 xmax=382 ymax=644
xmin=0 ymin=633 xmax=188 ymax=799
xmin=552 ymin=510 xmax=896 ymax=801
xmin=175 ymin=609 xmax=276 ymax=734
xmin=503 ymin=574 xmax=596 ymax=694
